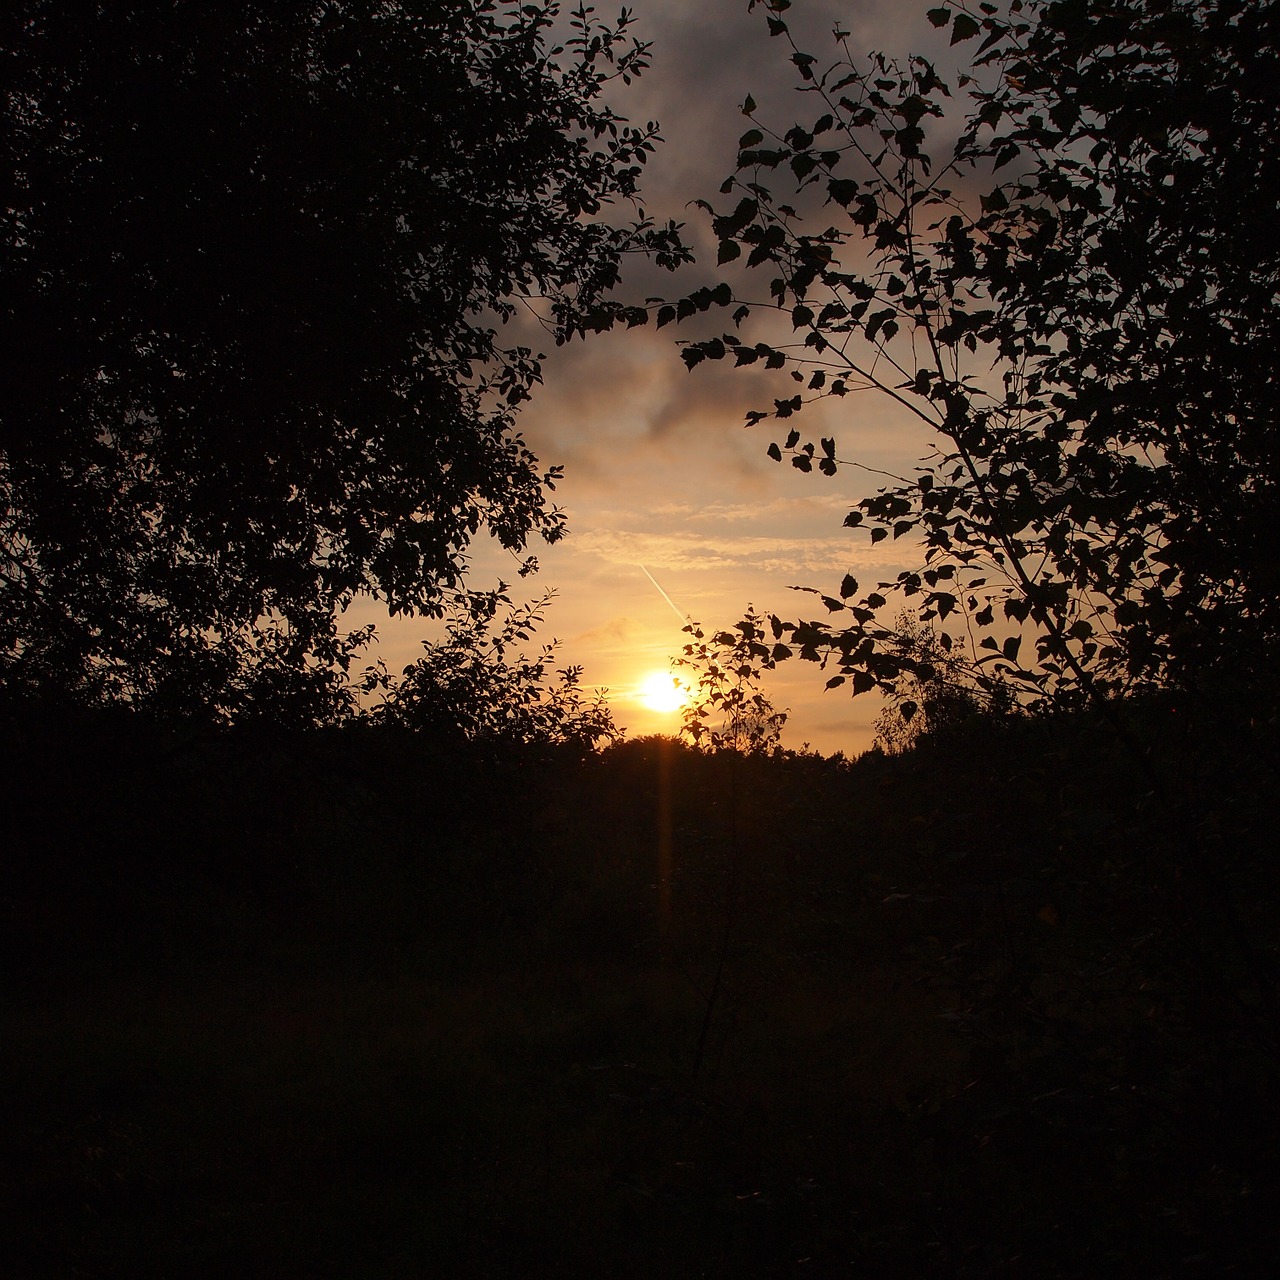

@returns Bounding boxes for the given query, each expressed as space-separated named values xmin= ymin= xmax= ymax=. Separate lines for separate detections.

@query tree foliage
xmin=871 ymin=609 xmax=974 ymax=754
xmin=368 ymin=586 xmax=620 ymax=751
xmin=678 ymin=607 xmax=789 ymax=755
xmin=1 ymin=0 xmax=687 ymax=722
xmin=647 ymin=0 xmax=1280 ymax=718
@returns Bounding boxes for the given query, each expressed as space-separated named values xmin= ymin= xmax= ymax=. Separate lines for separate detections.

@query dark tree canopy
xmin=1 ymin=0 xmax=686 ymax=721
xmin=643 ymin=0 xmax=1280 ymax=725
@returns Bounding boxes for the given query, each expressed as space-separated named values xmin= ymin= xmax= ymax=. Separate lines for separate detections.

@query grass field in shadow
xmin=4 ymin=716 xmax=1279 ymax=1275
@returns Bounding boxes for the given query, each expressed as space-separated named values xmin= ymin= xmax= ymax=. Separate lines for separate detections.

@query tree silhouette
xmin=678 ymin=608 xmax=788 ymax=755
xmin=640 ymin=0 xmax=1280 ymax=722
xmin=1 ymin=1 xmax=688 ymax=722
xmin=871 ymin=610 xmax=983 ymax=755
xmin=368 ymin=585 xmax=620 ymax=752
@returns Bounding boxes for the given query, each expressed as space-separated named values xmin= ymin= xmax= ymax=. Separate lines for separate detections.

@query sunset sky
xmin=357 ymin=1 xmax=953 ymax=754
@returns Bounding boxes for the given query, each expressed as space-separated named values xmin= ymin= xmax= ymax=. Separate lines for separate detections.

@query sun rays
xmin=636 ymin=670 xmax=690 ymax=715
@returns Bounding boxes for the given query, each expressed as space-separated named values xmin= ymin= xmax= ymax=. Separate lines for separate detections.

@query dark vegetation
xmin=4 ymin=699 xmax=1280 ymax=1276
xmin=2 ymin=0 xmax=687 ymax=720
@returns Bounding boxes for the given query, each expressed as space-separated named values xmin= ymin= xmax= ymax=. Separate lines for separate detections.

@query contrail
xmin=638 ymin=563 xmax=686 ymax=624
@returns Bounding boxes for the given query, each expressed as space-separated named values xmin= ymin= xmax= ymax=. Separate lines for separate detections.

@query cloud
xmin=571 ymin=612 xmax=642 ymax=649
xmin=568 ymin=523 xmax=925 ymax=578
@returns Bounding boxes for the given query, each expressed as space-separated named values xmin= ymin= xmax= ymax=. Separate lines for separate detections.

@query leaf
xmin=950 ymin=12 xmax=981 ymax=42
xmin=852 ymin=670 xmax=876 ymax=695
xmin=993 ymin=142 xmax=1020 ymax=170
xmin=980 ymin=186 xmax=1008 ymax=214
xmin=790 ymin=153 xmax=818 ymax=179
xmin=865 ymin=307 xmax=897 ymax=343
xmin=714 ymin=196 xmax=759 ymax=239
xmin=827 ymin=177 xmax=860 ymax=207
xmin=927 ymin=7 xmax=950 ymax=27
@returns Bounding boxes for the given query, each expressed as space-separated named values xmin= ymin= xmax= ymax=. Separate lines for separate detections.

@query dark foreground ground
xmin=3 ymin=710 xmax=1279 ymax=1276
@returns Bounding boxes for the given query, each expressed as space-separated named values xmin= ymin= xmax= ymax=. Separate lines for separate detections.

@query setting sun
xmin=637 ymin=670 xmax=688 ymax=715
